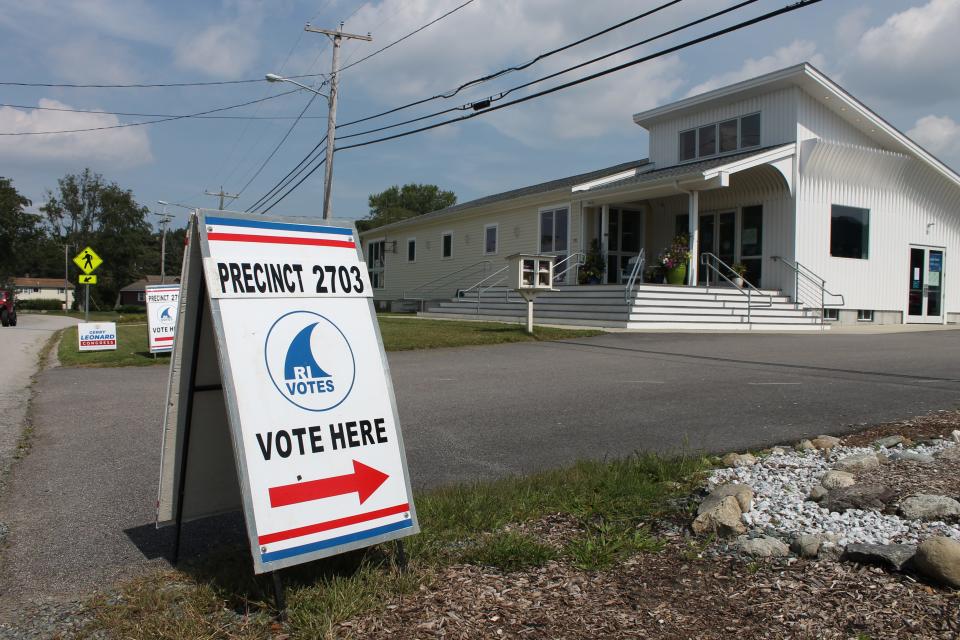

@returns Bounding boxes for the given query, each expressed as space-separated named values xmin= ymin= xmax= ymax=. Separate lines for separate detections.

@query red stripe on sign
xmin=257 ymin=503 xmax=410 ymax=545
xmin=207 ymin=232 xmax=355 ymax=249
xmin=155 ymin=336 xmax=174 ymax=342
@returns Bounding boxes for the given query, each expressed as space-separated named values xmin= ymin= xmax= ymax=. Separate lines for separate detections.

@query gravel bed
xmin=708 ymin=441 xmax=960 ymax=551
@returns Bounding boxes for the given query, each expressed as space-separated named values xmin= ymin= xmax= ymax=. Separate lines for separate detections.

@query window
xmin=137 ymin=292 xmax=145 ymax=302
xmin=441 ymin=232 xmax=453 ymax=259
xmin=830 ymin=205 xmax=869 ymax=259
xmin=719 ymin=119 xmax=738 ymax=153
xmin=57 ymin=288 xmax=65 ymax=294
xmin=679 ymin=130 xmax=697 ymax=161
xmin=32 ymin=287 xmax=39 ymax=293
xmin=698 ymin=124 xmax=717 ymax=157
xmin=539 ymin=207 xmax=568 ymax=253
xmin=857 ymin=309 xmax=874 ymax=322
xmin=367 ymin=239 xmax=385 ymax=289
xmin=822 ymin=308 xmax=839 ymax=321
xmin=407 ymin=238 xmax=416 ymax=262
xmin=678 ymin=112 xmax=761 ymax=161
xmin=484 ymin=224 xmax=498 ymax=255
xmin=740 ymin=113 xmax=761 ymax=148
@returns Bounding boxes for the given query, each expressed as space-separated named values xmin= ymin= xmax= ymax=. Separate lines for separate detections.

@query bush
xmin=18 ymin=298 xmax=64 ymax=310
xmin=115 ymin=304 xmax=145 ymax=313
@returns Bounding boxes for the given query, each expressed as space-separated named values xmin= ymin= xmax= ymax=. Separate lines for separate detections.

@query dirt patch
xmin=343 ymin=541 xmax=960 ymax=639
xmin=841 ymin=410 xmax=960 ymax=448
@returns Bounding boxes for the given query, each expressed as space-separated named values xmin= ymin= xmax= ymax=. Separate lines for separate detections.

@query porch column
xmin=687 ymin=191 xmax=699 ymax=285
xmin=600 ymin=204 xmax=610 ymax=282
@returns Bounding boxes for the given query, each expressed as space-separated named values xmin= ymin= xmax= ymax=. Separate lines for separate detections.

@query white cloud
xmin=174 ymin=23 xmax=260 ymax=78
xmin=850 ymin=0 xmax=960 ymax=102
xmin=49 ymin=36 xmax=140 ymax=84
xmin=686 ymin=40 xmax=824 ymax=97
xmin=0 ymin=99 xmax=153 ymax=167
xmin=908 ymin=115 xmax=960 ymax=164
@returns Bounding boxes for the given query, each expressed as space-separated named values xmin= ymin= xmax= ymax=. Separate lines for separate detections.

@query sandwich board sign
xmin=156 ymin=210 xmax=418 ymax=574
xmin=78 ymin=322 xmax=117 ymax=351
xmin=145 ymin=284 xmax=180 ymax=354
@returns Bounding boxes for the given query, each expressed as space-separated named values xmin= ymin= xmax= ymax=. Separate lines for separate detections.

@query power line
xmin=244 ymin=136 xmax=328 ymax=212
xmin=0 ymin=78 xmax=277 ymax=89
xmin=261 ymin=155 xmax=327 ymax=214
xmin=337 ymin=0 xmax=762 ymax=143
xmin=336 ymin=0 xmax=824 ymax=153
xmin=0 ymin=88 xmax=302 ymax=136
xmin=335 ymin=0 xmax=689 ymax=130
xmin=337 ymin=0 xmax=477 ymax=74
xmin=0 ymin=102 xmax=330 ymax=120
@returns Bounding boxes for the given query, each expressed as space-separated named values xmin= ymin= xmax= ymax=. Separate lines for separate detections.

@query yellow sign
xmin=73 ymin=246 xmax=103 ymax=275
xmin=79 ymin=274 xmax=97 ymax=285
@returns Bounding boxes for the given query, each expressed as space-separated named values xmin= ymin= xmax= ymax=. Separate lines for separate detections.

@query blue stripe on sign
xmin=260 ymin=519 xmax=413 ymax=563
xmin=205 ymin=216 xmax=354 ymax=236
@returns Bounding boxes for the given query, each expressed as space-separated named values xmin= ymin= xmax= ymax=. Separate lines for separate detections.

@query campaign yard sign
xmin=157 ymin=210 xmax=418 ymax=574
xmin=145 ymin=284 xmax=180 ymax=353
xmin=78 ymin=322 xmax=117 ymax=351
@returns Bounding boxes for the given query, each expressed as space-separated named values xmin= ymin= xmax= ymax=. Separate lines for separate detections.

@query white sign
xmin=78 ymin=322 xmax=117 ymax=351
xmin=158 ymin=211 xmax=418 ymax=574
xmin=145 ymin=284 xmax=180 ymax=354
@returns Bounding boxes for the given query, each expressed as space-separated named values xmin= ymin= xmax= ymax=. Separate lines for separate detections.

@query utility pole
xmin=305 ymin=22 xmax=372 ymax=220
xmin=153 ymin=210 xmax=175 ymax=283
xmin=62 ymin=243 xmax=73 ymax=314
xmin=204 ymin=186 xmax=239 ymax=210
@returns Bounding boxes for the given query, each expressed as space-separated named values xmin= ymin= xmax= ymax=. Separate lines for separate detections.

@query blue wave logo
xmin=159 ymin=306 xmax=174 ymax=324
xmin=264 ymin=311 xmax=355 ymax=412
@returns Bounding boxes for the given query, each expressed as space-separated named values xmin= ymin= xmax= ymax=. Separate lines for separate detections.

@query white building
xmin=360 ymin=64 xmax=960 ymax=329
xmin=14 ymin=277 xmax=75 ymax=309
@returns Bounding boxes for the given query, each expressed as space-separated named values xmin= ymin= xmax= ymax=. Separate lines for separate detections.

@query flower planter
xmin=733 ymin=276 xmax=744 ymax=288
xmin=666 ymin=263 xmax=687 ymax=285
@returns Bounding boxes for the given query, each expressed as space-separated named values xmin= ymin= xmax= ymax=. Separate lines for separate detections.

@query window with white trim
xmin=484 ymin=224 xmax=498 ymax=255
xmin=539 ymin=207 xmax=569 ymax=253
xmin=857 ymin=309 xmax=874 ymax=322
xmin=441 ymin=231 xmax=453 ymax=259
xmin=822 ymin=308 xmax=839 ymax=321
xmin=367 ymin=239 xmax=385 ymax=289
xmin=679 ymin=112 xmax=761 ymax=162
xmin=407 ymin=238 xmax=416 ymax=262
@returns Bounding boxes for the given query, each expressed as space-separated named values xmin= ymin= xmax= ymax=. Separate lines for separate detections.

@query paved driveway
xmin=1 ymin=328 xmax=959 ymax=613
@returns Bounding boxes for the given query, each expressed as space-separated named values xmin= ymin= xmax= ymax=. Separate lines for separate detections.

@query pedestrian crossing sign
xmin=73 ymin=246 xmax=103 ymax=275
xmin=78 ymin=274 xmax=97 ymax=285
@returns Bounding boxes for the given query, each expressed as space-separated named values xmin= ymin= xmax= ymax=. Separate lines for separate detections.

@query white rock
xmin=821 ymin=470 xmax=856 ymax=490
xmin=740 ymin=535 xmax=790 ymax=558
xmin=899 ymin=495 xmax=960 ymax=521
xmin=833 ymin=452 xmax=881 ymax=473
xmin=951 ymin=430 xmax=960 ymax=444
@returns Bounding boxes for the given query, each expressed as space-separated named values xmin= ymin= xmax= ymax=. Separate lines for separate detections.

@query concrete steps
xmin=419 ymin=283 xmax=826 ymax=331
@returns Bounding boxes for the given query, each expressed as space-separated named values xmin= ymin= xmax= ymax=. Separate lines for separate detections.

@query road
xmin=0 ymin=313 xmax=77 ymax=489
xmin=1 ymin=328 xmax=959 ymax=615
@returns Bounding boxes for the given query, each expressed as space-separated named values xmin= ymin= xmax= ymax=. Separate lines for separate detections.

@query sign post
xmin=72 ymin=246 xmax=103 ymax=321
xmin=156 ymin=211 xmax=418 ymax=585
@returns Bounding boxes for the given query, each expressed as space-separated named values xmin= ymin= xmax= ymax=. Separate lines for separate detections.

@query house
xmin=14 ymin=277 xmax=74 ymax=309
xmin=359 ymin=63 xmax=960 ymax=329
xmin=119 ymin=275 xmax=180 ymax=307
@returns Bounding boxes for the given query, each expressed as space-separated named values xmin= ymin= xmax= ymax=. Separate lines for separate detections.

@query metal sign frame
xmin=145 ymin=284 xmax=180 ymax=354
xmin=157 ymin=210 xmax=418 ymax=575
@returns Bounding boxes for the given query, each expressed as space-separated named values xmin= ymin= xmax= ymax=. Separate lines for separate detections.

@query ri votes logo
xmin=264 ymin=311 xmax=356 ymax=412
xmin=159 ymin=306 xmax=175 ymax=324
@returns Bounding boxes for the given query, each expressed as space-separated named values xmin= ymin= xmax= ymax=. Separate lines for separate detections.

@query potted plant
xmin=578 ymin=239 xmax=606 ymax=285
xmin=658 ymin=234 xmax=691 ymax=285
xmin=731 ymin=262 xmax=748 ymax=287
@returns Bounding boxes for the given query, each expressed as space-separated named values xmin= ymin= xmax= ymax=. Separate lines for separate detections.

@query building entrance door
xmin=698 ymin=211 xmax=735 ymax=284
xmin=907 ymin=246 xmax=945 ymax=323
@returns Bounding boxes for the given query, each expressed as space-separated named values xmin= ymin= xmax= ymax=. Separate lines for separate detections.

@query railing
xmin=623 ymin=249 xmax=646 ymax=303
xmin=699 ymin=252 xmax=772 ymax=324
xmin=457 ymin=265 xmax=512 ymax=312
xmin=552 ymin=252 xmax=585 ymax=285
xmin=403 ymin=260 xmax=493 ymax=311
xmin=770 ymin=256 xmax=844 ymax=318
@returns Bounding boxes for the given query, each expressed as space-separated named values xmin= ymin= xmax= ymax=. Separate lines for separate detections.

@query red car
xmin=0 ymin=290 xmax=17 ymax=326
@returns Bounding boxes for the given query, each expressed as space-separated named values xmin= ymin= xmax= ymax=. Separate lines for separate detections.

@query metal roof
xmin=359 ymin=158 xmax=649 ymax=235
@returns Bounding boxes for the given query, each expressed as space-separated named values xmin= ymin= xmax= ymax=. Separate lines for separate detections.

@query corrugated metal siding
xmin=796 ymin=140 xmax=960 ymax=315
xmin=796 ymin=91 xmax=875 ymax=147
xmin=646 ymin=87 xmax=799 ymax=167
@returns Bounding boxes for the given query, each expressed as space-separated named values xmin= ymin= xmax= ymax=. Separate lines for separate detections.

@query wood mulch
xmin=841 ymin=410 xmax=960 ymax=448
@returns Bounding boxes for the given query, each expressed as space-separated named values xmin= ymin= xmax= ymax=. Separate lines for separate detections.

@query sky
xmin=1 ymin=0 xmax=959 ymax=230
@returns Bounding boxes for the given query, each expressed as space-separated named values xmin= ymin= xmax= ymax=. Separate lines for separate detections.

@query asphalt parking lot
xmin=1 ymin=328 xmax=959 ymax=613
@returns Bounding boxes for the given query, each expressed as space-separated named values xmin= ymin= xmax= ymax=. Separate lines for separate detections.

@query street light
xmin=157 ymin=200 xmax=198 ymax=211
xmin=266 ymin=72 xmax=336 ymax=219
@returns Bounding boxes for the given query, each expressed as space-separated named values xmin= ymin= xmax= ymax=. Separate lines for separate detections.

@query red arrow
xmin=269 ymin=460 xmax=389 ymax=508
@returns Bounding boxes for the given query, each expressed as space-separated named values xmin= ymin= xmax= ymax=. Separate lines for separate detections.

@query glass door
xmin=604 ymin=208 xmax=644 ymax=283
xmin=698 ymin=211 xmax=736 ymax=284
xmin=908 ymin=246 xmax=945 ymax=323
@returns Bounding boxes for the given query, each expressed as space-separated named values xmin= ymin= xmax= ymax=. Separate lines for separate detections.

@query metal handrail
xmin=770 ymin=256 xmax=845 ymax=314
xmin=457 ymin=265 xmax=509 ymax=300
xmin=699 ymin=252 xmax=772 ymax=324
xmin=553 ymin=252 xmax=585 ymax=284
xmin=403 ymin=260 xmax=492 ymax=307
xmin=623 ymin=249 xmax=646 ymax=303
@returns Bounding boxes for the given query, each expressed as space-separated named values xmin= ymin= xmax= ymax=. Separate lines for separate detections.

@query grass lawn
xmin=57 ymin=324 xmax=167 ymax=368
xmin=56 ymin=316 xmax=603 ymax=368
xmin=24 ymin=310 xmax=147 ymax=324
xmin=81 ymin=452 xmax=709 ymax=638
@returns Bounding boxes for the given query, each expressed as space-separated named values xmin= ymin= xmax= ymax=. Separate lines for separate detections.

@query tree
xmin=358 ymin=183 xmax=456 ymax=231
xmin=0 ymin=177 xmax=47 ymax=283
xmin=41 ymin=169 xmax=153 ymax=308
